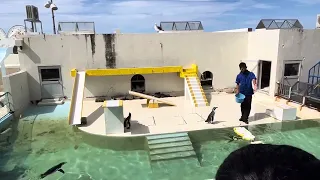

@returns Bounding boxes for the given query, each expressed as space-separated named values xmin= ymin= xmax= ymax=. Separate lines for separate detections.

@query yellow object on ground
xmin=128 ymin=90 xmax=176 ymax=107
xmin=233 ymin=127 xmax=255 ymax=141
xmin=70 ymin=64 xmax=198 ymax=77
xmin=147 ymin=99 xmax=159 ymax=108
xmin=85 ymin=66 xmax=183 ymax=76
xmin=68 ymin=71 xmax=86 ymax=125
xmin=185 ymin=76 xmax=209 ymax=107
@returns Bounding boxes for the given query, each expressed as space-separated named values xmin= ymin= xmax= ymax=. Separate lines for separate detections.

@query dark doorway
xmin=200 ymin=71 xmax=213 ymax=89
xmin=131 ymin=74 xmax=145 ymax=92
xmin=260 ymin=61 xmax=271 ymax=90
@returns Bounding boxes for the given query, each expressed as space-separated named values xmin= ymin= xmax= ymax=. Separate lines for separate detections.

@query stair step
xmin=149 ymin=140 xmax=192 ymax=149
xmin=195 ymin=99 xmax=206 ymax=103
xmin=150 ymin=145 xmax=194 ymax=155
xmin=197 ymin=101 xmax=208 ymax=104
xmin=191 ymin=89 xmax=202 ymax=93
xmin=150 ymin=150 xmax=196 ymax=161
xmin=190 ymin=87 xmax=201 ymax=90
xmin=187 ymin=79 xmax=198 ymax=82
xmin=147 ymin=132 xmax=188 ymax=140
xmin=194 ymin=100 xmax=206 ymax=104
xmin=148 ymin=136 xmax=190 ymax=145
xmin=191 ymin=90 xmax=204 ymax=93
xmin=187 ymin=79 xmax=198 ymax=83
xmin=193 ymin=95 xmax=205 ymax=98
xmin=196 ymin=102 xmax=209 ymax=107
xmin=192 ymin=94 xmax=204 ymax=99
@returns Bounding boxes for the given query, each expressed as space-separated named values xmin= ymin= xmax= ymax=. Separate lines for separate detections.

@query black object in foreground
xmin=40 ymin=162 xmax=67 ymax=179
xmin=124 ymin=112 xmax=132 ymax=129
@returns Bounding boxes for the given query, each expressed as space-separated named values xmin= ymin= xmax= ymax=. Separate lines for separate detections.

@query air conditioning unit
xmin=317 ymin=14 xmax=320 ymax=29
xmin=25 ymin=5 xmax=39 ymax=21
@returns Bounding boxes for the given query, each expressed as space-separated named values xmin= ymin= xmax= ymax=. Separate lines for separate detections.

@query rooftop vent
xmin=25 ymin=5 xmax=39 ymax=21
xmin=256 ymin=19 xmax=303 ymax=29
xmin=160 ymin=21 xmax=204 ymax=31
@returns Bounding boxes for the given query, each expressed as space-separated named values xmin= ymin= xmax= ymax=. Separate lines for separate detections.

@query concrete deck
xmin=79 ymin=92 xmax=320 ymax=136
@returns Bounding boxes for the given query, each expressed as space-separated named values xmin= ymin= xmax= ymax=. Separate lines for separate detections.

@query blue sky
xmin=0 ymin=0 xmax=319 ymax=34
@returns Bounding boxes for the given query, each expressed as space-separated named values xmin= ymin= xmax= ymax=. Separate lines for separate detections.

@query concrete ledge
xmin=38 ymin=99 xmax=65 ymax=106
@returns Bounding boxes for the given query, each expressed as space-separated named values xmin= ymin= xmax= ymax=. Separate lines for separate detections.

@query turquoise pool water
xmin=1 ymin=102 xmax=320 ymax=180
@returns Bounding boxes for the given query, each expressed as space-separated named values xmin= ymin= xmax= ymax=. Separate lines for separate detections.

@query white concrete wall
xmin=277 ymin=29 xmax=320 ymax=83
xmin=0 ymin=67 xmax=21 ymax=91
xmin=19 ymin=32 xmax=248 ymax=100
xmin=3 ymin=54 xmax=20 ymax=67
xmin=85 ymin=73 xmax=183 ymax=97
xmin=2 ymin=71 xmax=30 ymax=116
xmin=116 ymin=33 xmax=248 ymax=89
xmin=247 ymin=29 xmax=280 ymax=96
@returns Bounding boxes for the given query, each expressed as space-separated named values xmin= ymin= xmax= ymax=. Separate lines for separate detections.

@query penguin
xmin=205 ymin=107 xmax=218 ymax=124
xmin=124 ymin=112 xmax=131 ymax=129
xmin=154 ymin=23 xmax=163 ymax=32
xmin=40 ymin=162 xmax=67 ymax=179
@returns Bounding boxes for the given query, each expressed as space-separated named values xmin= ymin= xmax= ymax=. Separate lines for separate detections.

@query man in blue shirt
xmin=235 ymin=62 xmax=257 ymax=124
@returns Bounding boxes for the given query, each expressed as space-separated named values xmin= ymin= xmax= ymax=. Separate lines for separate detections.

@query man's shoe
xmin=239 ymin=118 xmax=249 ymax=124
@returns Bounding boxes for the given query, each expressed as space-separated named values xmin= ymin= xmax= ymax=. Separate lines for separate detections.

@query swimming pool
xmin=1 ymin=103 xmax=320 ymax=180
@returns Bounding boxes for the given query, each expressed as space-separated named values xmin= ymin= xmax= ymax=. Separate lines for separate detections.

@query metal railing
xmin=308 ymin=61 xmax=320 ymax=84
xmin=276 ymin=61 xmax=320 ymax=108
xmin=276 ymin=81 xmax=292 ymax=99
xmin=57 ymin=22 xmax=95 ymax=34
xmin=277 ymin=80 xmax=320 ymax=106
xmin=0 ymin=92 xmax=14 ymax=114
xmin=160 ymin=21 xmax=204 ymax=31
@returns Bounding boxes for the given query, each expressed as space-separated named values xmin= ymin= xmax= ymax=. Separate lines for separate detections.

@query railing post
xmin=288 ymin=86 xmax=292 ymax=99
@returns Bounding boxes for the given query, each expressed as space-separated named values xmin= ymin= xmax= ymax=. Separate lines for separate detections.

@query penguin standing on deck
xmin=124 ymin=112 xmax=131 ymax=129
xmin=205 ymin=107 xmax=218 ymax=124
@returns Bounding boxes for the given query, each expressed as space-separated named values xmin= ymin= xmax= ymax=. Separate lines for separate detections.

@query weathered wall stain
xmin=84 ymin=34 xmax=88 ymax=51
xmin=103 ymin=34 xmax=116 ymax=68
xmin=89 ymin=34 xmax=96 ymax=56
xmin=84 ymin=34 xmax=88 ymax=43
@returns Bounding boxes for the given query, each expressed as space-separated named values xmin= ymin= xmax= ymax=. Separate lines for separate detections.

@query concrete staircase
xmin=185 ymin=76 xmax=209 ymax=107
xmin=146 ymin=132 xmax=198 ymax=162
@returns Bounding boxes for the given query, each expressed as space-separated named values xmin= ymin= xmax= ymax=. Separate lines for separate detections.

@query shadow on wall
xmin=85 ymin=76 xmax=131 ymax=98
xmin=27 ymin=73 xmax=41 ymax=101
xmin=27 ymin=71 xmax=65 ymax=101
xmin=83 ymin=106 xmax=104 ymax=126
xmin=23 ymin=38 xmax=41 ymax=64
xmin=128 ymin=120 xmax=150 ymax=134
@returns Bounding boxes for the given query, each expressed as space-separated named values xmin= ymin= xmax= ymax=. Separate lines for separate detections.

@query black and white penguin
xmin=205 ymin=107 xmax=218 ymax=124
xmin=40 ymin=162 xmax=67 ymax=179
xmin=154 ymin=23 xmax=163 ymax=32
xmin=124 ymin=112 xmax=132 ymax=129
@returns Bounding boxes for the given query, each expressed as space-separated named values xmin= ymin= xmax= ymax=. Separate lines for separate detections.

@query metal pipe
xmin=52 ymin=9 xmax=56 ymax=34
xmin=50 ymin=0 xmax=56 ymax=34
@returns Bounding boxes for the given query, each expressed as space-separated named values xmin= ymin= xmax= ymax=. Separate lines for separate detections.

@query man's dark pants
xmin=240 ymin=95 xmax=252 ymax=124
